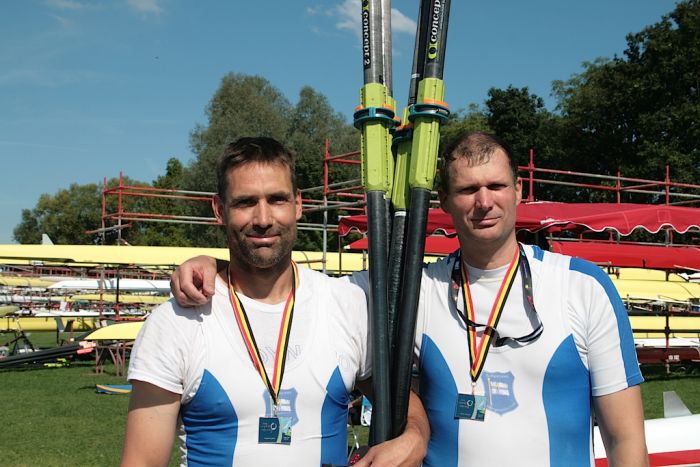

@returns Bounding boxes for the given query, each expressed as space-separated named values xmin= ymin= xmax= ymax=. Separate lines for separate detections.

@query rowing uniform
xmin=412 ymin=244 xmax=643 ymax=467
xmin=128 ymin=266 xmax=370 ymax=467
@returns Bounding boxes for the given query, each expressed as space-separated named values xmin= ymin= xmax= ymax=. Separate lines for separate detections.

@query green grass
xmin=0 ymin=333 xmax=697 ymax=466
xmin=640 ymin=364 xmax=700 ymax=419
xmin=0 ymin=362 xmax=131 ymax=467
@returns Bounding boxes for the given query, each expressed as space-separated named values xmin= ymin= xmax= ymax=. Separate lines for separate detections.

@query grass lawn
xmin=0 ymin=332 xmax=697 ymax=465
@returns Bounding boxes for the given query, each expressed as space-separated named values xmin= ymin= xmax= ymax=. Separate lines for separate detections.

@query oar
xmin=386 ymin=0 xmax=430 ymax=367
xmin=391 ymin=0 xmax=451 ymax=437
xmin=353 ymin=0 xmax=396 ymax=444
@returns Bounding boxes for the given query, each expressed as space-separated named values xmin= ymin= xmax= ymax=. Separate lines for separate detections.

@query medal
xmin=228 ymin=263 xmax=298 ymax=444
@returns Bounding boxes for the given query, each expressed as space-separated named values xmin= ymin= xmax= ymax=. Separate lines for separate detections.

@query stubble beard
xmin=229 ymin=225 xmax=297 ymax=271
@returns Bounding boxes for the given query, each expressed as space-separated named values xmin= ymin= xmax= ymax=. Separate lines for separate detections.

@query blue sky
xmin=0 ymin=0 xmax=677 ymax=244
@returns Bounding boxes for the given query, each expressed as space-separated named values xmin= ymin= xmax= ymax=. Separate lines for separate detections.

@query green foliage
xmin=287 ymin=86 xmax=360 ymax=251
xmin=12 ymin=209 xmax=41 ymax=244
xmin=439 ymin=104 xmax=492 ymax=151
xmin=552 ymin=0 xmax=700 ymax=189
xmin=13 ymin=183 xmax=103 ymax=245
xmin=127 ymin=158 xmax=192 ymax=247
xmin=12 ymin=177 xmax=156 ymax=245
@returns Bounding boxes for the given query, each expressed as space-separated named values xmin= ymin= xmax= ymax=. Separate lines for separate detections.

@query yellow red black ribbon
xmin=461 ymin=247 xmax=520 ymax=384
xmin=228 ymin=262 xmax=298 ymax=407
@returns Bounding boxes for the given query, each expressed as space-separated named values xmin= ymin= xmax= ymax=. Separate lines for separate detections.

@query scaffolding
xmin=97 ymin=142 xmax=700 ymax=250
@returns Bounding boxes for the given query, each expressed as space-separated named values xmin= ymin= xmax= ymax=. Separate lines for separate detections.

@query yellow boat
xmin=0 ymin=316 xmax=100 ymax=332
xmin=83 ymin=321 xmax=144 ymax=341
xmin=630 ymin=315 xmax=700 ymax=339
xmin=0 ymin=276 xmax=57 ymax=287
xmin=610 ymin=268 xmax=700 ymax=303
xmin=67 ymin=294 xmax=169 ymax=305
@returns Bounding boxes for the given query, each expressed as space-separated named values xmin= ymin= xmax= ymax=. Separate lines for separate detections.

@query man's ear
xmin=438 ymin=189 xmax=449 ymax=213
xmin=213 ymin=194 xmax=225 ymax=224
xmin=514 ymin=177 xmax=523 ymax=205
xmin=295 ymin=190 xmax=302 ymax=221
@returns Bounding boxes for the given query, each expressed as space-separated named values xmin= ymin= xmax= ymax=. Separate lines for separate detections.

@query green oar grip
xmin=408 ymin=78 xmax=449 ymax=190
xmin=355 ymin=83 xmax=396 ymax=193
xmin=391 ymin=107 xmax=412 ymax=210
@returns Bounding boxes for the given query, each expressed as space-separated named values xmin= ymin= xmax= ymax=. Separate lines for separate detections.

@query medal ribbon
xmin=461 ymin=246 xmax=520 ymax=384
xmin=228 ymin=262 xmax=298 ymax=407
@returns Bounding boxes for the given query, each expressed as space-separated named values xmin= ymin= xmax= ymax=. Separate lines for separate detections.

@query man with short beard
xmin=121 ymin=137 xmax=428 ymax=466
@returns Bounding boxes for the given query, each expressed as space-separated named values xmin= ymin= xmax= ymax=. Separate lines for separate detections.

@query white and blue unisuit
xmin=128 ymin=266 xmax=370 ymax=466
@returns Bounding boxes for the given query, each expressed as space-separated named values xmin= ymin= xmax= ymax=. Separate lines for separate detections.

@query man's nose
xmin=474 ymin=187 xmax=494 ymax=210
xmin=252 ymin=202 xmax=273 ymax=228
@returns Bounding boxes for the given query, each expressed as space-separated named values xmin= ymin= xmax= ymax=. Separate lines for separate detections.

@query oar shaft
xmin=367 ymin=190 xmax=392 ymax=444
xmin=391 ymin=188 xmax=430 ymax=436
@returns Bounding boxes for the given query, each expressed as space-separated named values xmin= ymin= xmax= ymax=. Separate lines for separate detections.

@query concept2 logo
xmin=428 ymin=0 xmax=442 ymax=60
xmin=362 ymin=0 xmax=371 ymax=67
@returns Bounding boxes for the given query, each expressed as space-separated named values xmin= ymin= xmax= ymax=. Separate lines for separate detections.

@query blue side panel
xmin=419 ymin=335 xmax=459 ymax=467
xmin=531 ymin=244 xmax=545 ymax=261
xmin=569 ymin=258 xmax=643 ymax=385
xmin=542 ymin=335 xmax=591 ymax=467
xmin=320 ymin=366 xmax=349 ymax=466
xmin=181 ymin=370 xmax=237 ymax=466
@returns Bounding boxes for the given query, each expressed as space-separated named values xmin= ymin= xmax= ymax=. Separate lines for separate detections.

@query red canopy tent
xmin=549 ymin=241 xmax=700 ymax=270
xmin=339 ymin=203 xmax=700 ymax=267
xmin=338 ymin=202 xmax=700 ymax=236
xmin=515 ymin=202 xmax=700 ymax=235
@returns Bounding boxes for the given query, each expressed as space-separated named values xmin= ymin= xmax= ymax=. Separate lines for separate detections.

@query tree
xmin=439 ymin=103 xmax=492 ymax=151
xmin=127 ymin=158 xmax=192 ymax=246
xmin=552 ymin=0 xmax=700 ymax=191
xmin=13 ymin=209 xmax=41 ymax=244
xmin=286 ymin=86 xmax=360 ymax=250
xmin=13 ymin=177 xmax=151 ymax=245
xmin=484 ymin=85 xmax=561 ymax=168
xmin=13 ymin=183 xmax=103 ymax=245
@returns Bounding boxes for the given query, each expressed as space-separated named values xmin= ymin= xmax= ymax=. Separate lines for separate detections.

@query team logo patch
xmin=483 ymin=371 xmax=518 ymax=415
xmin=263 ymin=388 xmax=299 ymax=425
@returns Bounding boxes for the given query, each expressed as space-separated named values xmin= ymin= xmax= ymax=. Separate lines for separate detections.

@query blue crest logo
xmin=263 ymin=388 xmax=299 ymax=425
xmin=482 ymin=371 xmax=518 ymax=415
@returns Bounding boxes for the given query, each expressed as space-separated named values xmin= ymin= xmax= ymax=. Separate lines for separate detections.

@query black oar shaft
xmin=391 ymin=0 xmax=451 ymax=437
xmin=386 ymin=210 xmax=407 ymax=359
xmin=391 ymin=188 xmax=430 ymax=436
xmin=367 ymin=190 xmax=392 ymax=444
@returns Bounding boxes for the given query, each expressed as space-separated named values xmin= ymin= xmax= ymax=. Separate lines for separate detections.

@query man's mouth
xmin=471 ymin=216 xmax=500 ymax=227
xmin=246 ymin=234 xmax=279 ymax=247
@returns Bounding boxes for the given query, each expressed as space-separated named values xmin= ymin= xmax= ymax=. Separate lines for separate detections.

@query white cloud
xmin=127 ymin=0 xmax=162 ymax=14
xmin=391 ymin=6 xmax=416 ymax=35
xmin=332 ymin=0 xmax=416 ymax=37
xmin=51 ymin=14 xmax=74 ymax=28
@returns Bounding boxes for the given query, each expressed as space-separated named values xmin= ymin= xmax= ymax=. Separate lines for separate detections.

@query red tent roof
xmin=346 ymin=237 xmax=700 ymax=270
xmin=516 ymin=202 xmax=700 ymax=235
xmin=337 ymin=202 xmax=700 ymax=236
xmin=549 ymin=242 xmax=700 ymax=270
